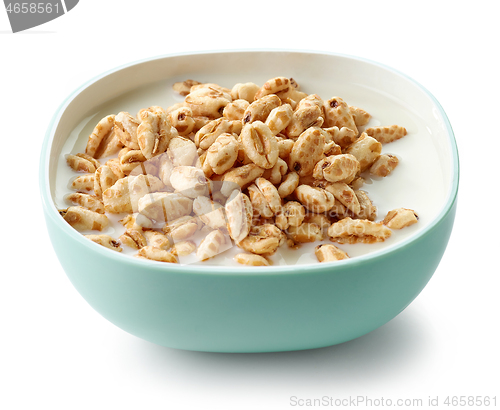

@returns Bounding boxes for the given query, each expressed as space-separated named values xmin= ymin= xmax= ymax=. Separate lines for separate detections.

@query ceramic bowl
xmin=40 ymin=50 xmax=459 ymax=352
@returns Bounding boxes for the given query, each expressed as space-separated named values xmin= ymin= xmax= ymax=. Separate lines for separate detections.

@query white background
xmin=1 ymin=1 xmax=499 ymax=409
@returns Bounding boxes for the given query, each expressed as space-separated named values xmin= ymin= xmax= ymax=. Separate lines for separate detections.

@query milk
xmin=54 ymin=75 xmax=449 ymax=267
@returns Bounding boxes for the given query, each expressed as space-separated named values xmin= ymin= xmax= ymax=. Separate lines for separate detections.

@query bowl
xmin=40 ymin=50 xmax=459 ymax=352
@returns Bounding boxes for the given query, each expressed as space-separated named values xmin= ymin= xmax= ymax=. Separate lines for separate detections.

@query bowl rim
xmin=39 ymin=48 xmax=460 ymax=276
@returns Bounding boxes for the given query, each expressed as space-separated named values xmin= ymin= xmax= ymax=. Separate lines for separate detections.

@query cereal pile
xmin=59 ymin=76 xmax=419 ymax=266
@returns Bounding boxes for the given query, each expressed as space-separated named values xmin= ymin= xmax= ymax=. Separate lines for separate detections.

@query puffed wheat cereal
xmin=114 ymin=112 xmax=141 ymax=150
xmin=294 ymin=185 xmax=335 ymax=213
xmin=383 ymin=208 xmax=419 ymax=229
xmin=242 ymin=94 xmax=281 ymax=124
xmin=59 ymin=75 xmax=417 ymax=266
xmin=66 ymin=154 xmax=98 ymax=173
xmin=288 ymin=127 xmax=325 ymax=176
xmin=119 ymin=229 xmax=147 ymax=250
xmin=234 ymin=253 xmax=270 ymax=266
xmin=324 ymin=182 xmax=361 ymax=215
xmin=369 ymin=154 xmax=399 ymax=177
xmin=84 ymin=234 xmax=122 ymax=252
xmin=70 ymin=174 xmax=95 ymax=192
xmin=345 ymin=133 xmax=382 ymax=172
xmin=315 ymin=244 xmax=349 ymax=262
xmin=197 ymin=229 xmax=227 ymax=261
xmin=60 ymin=206 xmax=109 ymax=232
xmin=323 ymin=97 xmax=358 ymax=135
xmin=240 ymin=121 xmax=279 ymax=169
xmin=85 ymin=115 xmax=116 ymax=158
xmin=328 ymin=217 xmax=392 ymax=244
xmin=365 ymin=125 xmax=407 ymax=144
xmin=137 ymin=110 xmax=177 ymax=159
xmin=65 ymin=192 xmax=105 ymax=214
xmin=137 ymin=246 xmax=178 ymax=263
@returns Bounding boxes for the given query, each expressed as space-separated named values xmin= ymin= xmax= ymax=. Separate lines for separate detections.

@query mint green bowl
xmin=40 ymin=50 xmax=459 ymax=352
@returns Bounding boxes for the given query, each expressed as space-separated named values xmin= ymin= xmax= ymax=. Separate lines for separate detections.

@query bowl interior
xmin=42 ymin=50 xmax=458 ymax=268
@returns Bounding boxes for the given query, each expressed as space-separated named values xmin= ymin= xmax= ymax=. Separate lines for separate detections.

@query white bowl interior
xmin=46 ymin=51 xmax=456 ymax=266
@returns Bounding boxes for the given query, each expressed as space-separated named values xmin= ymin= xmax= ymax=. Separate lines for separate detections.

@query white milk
xmin=54 ymin=75 xmax=448 ymax=266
